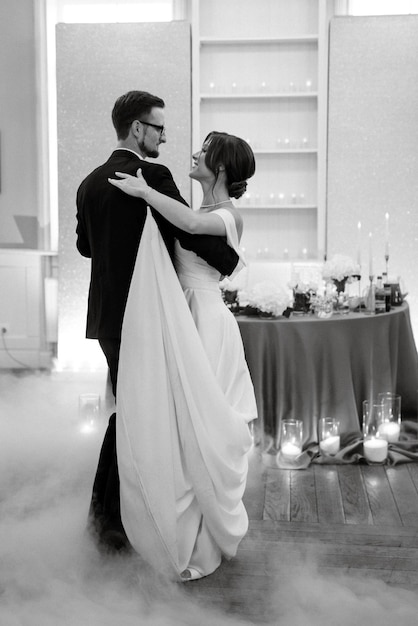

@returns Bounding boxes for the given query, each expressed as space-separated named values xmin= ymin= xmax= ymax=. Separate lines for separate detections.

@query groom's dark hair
xmin=112 ymin=90 xmax=165 ymax=140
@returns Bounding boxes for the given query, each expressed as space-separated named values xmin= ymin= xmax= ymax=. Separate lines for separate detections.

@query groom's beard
xmin=139 ymin=138 xmax=159 ymax=159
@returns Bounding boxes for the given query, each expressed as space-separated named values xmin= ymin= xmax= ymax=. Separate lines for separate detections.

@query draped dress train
xmin=116 ymin=208 xmax=257 ymax=580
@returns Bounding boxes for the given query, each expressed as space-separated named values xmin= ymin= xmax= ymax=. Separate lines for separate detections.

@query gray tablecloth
xmin=237 ymin=303 xmax=418 ymax=451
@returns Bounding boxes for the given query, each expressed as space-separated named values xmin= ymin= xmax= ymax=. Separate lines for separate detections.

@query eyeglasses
xmin=138 ymin=120 xmax=166 ymax=137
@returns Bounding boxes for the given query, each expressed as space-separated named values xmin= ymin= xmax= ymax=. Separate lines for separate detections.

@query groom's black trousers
xmin=88 ymin=338 xmax=130 ymax=551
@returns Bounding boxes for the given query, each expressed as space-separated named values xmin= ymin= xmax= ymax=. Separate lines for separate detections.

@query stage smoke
xmin=1 ymin=370 xmax=418 ymax=625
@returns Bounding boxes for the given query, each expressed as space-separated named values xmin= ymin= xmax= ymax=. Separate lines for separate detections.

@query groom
xmin=76 ymin=90 xmax=239 ymax=550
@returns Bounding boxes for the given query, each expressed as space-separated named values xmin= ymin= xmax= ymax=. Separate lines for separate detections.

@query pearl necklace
xmin=200 ymin=199 xmax=232 ymax=208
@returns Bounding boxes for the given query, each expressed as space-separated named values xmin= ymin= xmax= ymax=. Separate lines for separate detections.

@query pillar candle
xmin=320 ymin=435 xmax=340 ymax=455
xmin=363 ymin=437 xmax=388 ymax=463
xmin=281 ymin=442 xmax=302 ymax=459
xmin=379 ymin=421 xmax=400 ymax=443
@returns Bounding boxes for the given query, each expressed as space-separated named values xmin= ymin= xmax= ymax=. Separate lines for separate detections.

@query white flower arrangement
xmin=287 ymin=278 xmax=319 ymax=294
xmin=322 ymin=254 xmax=359 ymax=282
xmin=240 ymin=281 xmax=292 ymax=317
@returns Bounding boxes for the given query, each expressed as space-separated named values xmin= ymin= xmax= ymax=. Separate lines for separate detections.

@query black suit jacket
xmin=76 ymin=149 xmax=239 ymax=339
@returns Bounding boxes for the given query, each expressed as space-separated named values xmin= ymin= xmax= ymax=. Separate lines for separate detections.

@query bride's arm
xmin=109 ymin=170 xmax=226 ymax=236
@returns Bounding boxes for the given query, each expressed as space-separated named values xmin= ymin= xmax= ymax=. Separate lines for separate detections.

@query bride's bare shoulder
xmin=229 ymin=207 xmax=243 ymax=239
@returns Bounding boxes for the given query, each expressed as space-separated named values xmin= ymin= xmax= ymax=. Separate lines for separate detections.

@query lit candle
xmin=357 ymin=221 xmax=362 ymax=269
xmin=385 ymin=212 xmax=390 ymax=257
xmin=363 ymin=437 xmax=388 ymax=463
xmin=379 ymin=421 xmax=400 ymax=443
xmin=320 ymin=435 xmax=340 ymax=455
xmin=281 ymin=442 xmax=302 ymax=459
xmin=368 ymin=232 xmax=373 ymax=277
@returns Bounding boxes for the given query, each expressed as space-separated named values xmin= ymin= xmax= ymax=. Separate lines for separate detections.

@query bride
xmin=109 ymin=131 xmax=257 ymax=581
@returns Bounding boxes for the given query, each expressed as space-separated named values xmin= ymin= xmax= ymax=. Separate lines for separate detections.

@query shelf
xmin=253 ymin=148 xmax=317 ymax=155
xmin=192 ymin=0 xmax=331 ymax=260
xmin=200 ymin=35 xmax=319 ymax=45
xmin=237 ymin=204 xmax=317 ymax=211
xmin=200 ymin=92 xmax=318 ymax=100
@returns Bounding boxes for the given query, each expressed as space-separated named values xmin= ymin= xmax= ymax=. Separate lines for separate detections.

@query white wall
xmin=0 ymin=0 xmax=40 ymax=247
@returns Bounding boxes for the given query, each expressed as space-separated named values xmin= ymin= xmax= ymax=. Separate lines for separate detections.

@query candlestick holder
xmin=377 ymin=392 xmax=401 ymax=443
xmin=278 ymin=419 xmax=303 ymax=462
xmin=364 ymin=275 xmax=375 ymax=315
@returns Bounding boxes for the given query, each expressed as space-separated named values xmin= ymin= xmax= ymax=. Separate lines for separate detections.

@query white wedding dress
xmin=116 ymin=208 xmax=257 ymax=580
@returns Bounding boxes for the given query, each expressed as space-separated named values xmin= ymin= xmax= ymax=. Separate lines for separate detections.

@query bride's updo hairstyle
xmin=204 ymin=132 xmax=256 ymax=199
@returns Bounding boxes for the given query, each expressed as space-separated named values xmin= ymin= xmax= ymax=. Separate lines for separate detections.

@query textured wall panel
xmin=56 ymin=22 xmax=191 ymax=368
xmin=327 ymin=15 xmax=418 ymax=341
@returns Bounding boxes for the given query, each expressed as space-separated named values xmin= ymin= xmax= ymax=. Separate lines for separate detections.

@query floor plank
xmin=386 ymin=464 xmax=418 ymax=525
xmin=263 ymin=468 xmax=290 ymax=521
xmin=289 ymin=468 xmax=318 ymax=522
xmin=247 ymin=518 xmax=418 ymax=541
xmin=337 ymin=464 xmax=373 ymax=524
xmin=314 ymin=464 xmax=345 ymax=524
xmin=361 ymin=465 xmax=403 ymax=525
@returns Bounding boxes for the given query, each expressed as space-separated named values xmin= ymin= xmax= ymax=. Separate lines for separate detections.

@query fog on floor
xmin=1 ymin=370 xmax=418 ymax=626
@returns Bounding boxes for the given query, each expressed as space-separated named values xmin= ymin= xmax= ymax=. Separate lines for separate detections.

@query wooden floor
xmin=183 ymin=447 xmax=418 ymax=624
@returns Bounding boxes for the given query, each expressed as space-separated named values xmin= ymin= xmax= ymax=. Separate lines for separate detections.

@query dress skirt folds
xmin=116 ymin=210 xmax=257 ymax=580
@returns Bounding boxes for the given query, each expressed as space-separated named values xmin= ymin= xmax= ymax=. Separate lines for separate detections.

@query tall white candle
xmin=368 ymin=232 xmax=373 ymax=277
xmin=385 ymin=212 xmax=390 ymax=257
xmin=357 ymin=221 xmax=362 ymax=269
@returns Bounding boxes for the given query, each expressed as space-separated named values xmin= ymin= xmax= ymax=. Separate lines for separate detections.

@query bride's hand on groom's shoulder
xmin=108 ymin=170 xmax=150 ymax=200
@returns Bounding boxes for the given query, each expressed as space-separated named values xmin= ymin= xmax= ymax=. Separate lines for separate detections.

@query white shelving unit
xmin=190 ymin=0 xmax=334 ymax=261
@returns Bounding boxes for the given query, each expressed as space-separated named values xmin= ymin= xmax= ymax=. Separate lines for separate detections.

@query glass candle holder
xmin=280 ymin=419 xmax=303 ymax=460
xmin=378 ymin=392 xmax=401 ymax=442
xmin=319 ymin=417 xmax=340 ymax=455
xmin=78 ymin=393 xmax=101 ymax=433
xmin=362 ymin=400 xmax=388 ymax=463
